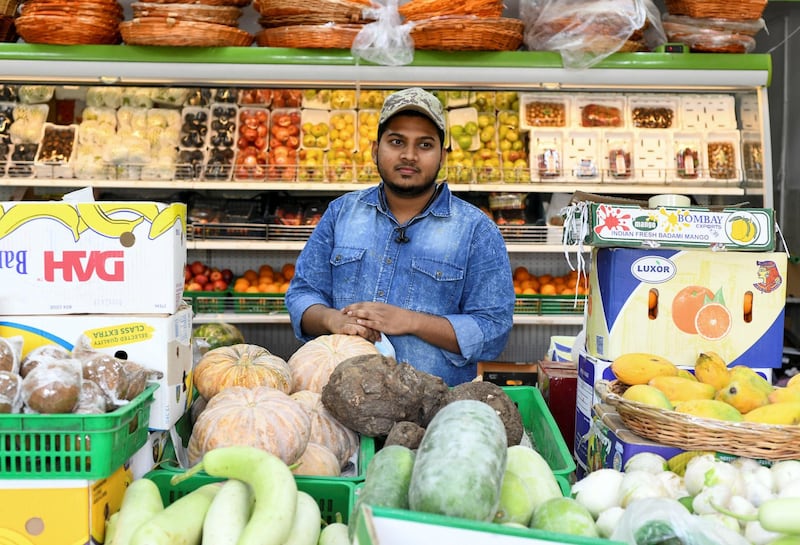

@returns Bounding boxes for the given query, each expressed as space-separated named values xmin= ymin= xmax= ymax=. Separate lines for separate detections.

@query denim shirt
xmin=285 ymin=182 xmax=515 ymax=385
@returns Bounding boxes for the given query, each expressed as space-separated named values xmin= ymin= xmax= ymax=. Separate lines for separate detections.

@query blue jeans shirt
xmin=285 ymin=182 xmax=515 ymax=385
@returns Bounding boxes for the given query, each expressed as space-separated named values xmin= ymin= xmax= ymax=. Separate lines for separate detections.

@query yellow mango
xmin=676 ymin=369 xmax=698 ymax=382
xmin=673 ymin=399 xmax=744 ymax=422
xmin=787 ymin=374 xmax=800 ymax=389
xmin=743 ymin=402 xmax=800 ymax=425
xmin=768 ymin=387 xmax=800 ymax=404
xmin=728 ymin=366 xmax=774 ymax=395
xmin=611 ymin=353 xmax=678 ymax=386
xmin=622 ymin=384 xmax=674 ymax=410
xmin=694 ymin=351 xmax=730 ymax=391
xmin=648 ymin=376 xmax=715 ymax=402
xmin=715 ymin=379 xmax=771 ymax=414
xmin=666 ymin=450 xmax=715 ymax=477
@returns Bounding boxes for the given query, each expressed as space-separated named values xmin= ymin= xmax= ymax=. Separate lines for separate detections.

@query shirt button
xmin=334 ymin=255 xmax=341 ymax=262
xmin=378 ymin=290 xmax=385 ymax=297
xmin=436 ymin=271 xmax=442 ymax=279
xmin=386 ymin=258 xmax=392 ymax=264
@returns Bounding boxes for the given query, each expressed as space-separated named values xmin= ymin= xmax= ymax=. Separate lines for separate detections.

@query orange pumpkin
xmin=194 ymin=343 xmax=292 ymax=400
xmin=187 ymin=385 xmax=310 ymax=465
xmin=291 ymin=442 xmax=341 ymax=477
xmin=291 ymin=389 xmax=358 ymax=468
xmin=288 ymin=334 xmax=379 ymax=393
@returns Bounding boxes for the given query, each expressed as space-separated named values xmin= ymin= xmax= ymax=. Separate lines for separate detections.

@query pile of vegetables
xmin=567 ymin=452 xmax=800 ymax=545
xmin=106 ymin=446 xmax=348 ymax=545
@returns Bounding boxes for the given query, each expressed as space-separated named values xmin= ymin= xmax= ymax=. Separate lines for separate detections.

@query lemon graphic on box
xmin=727 ymin=213 xmax=758 ymax=244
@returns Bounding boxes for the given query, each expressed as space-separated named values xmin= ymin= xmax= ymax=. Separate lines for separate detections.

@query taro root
xmin=385 ymin=421 xmax=426 ymax=450
xmin=443 ymin=381 xmax=524 ymax=446
xmin=0 ymin=370 xmax=22 ymax=413
xmin=321 ymin=354 xmax=448 ymax=437
xmin=21 ymin=358 xmax=82 ymax=414
xmin=0 ymin=337 xmax=19 ymax=373
xmin=73 ymin=379 xmax=110 ymax=414
xmin=19 ymin=344 xmax=71 ymax=377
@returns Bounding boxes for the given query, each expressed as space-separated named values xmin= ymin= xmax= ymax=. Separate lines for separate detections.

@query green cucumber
xmin=348 ymin=445 xmax=415 ymax=539
xmin=408 ymin=399 xmax=508 ymax=522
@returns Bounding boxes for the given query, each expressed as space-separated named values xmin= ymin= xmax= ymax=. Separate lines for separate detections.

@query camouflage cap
xmin=379 ymin=87 xmax=446 ymax=132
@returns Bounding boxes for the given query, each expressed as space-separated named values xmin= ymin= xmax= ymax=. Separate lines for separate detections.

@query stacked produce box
xmin=0 ymin=196 xmax=190 ymax=543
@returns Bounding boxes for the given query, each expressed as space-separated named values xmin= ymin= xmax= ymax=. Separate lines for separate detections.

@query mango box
xmin=566 ymin=202 xmax=775 ymax=251
xmin=0 ymin=306 xmax=194 ymax=430
xmin=585 ymin=247 xmax=787 ymax=368
xmin=574 ymin=350 xmax=773 ymax=474
xmin=0 ymin=463 xmax=132 ymax=545
xmin=0 ymin=201 xmax=186 ymax=315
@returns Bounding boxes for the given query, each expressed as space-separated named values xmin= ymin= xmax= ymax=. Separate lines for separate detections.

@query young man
xmin=285 ymin=87 xmax=515 ymax=385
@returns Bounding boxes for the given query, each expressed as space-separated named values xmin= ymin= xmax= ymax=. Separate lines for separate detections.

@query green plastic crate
xmin=162 ymin=408 xmax=375 ymax=483
xmin=514 ymin=294 xmax=586 ymax=315
xmin=503 ymin=386 xmax=576 ymax=480
xmin=145 ymin=468 xmax=356 ymax=524
xmin=0 ymin=383 xmax=157 ymax=480
xmin=183 ymin=290 xmax=230 ymax=313
xmin=232 ymin=292 xmax=286 ymax=314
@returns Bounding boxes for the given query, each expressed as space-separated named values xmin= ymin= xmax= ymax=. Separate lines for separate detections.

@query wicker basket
xmin=0 ymin=14 xmax=15 ymax=41
xmin=0 ymin=0 xmax=19 ymax=16
xmin=15 ymin=13 xmax=121 ymax=44
xmin=132 ymin=2 xmax=242 ymax=26
xmin=139 ymin=0 xmax=251 ymax=6
xmin=253 ymin=0 xmax=372 ymax=24
xmin=665 ymin=0 xmax=767 ymax=21
xmin=410 ymin=16 xmax=524 ymax=51
xmin=399 ymin=0 xmax=503 ymax=22
xmin=597 ymin=380 xmax=800 ymax=461
xmin=255 ymin=23 xmax=360 ymax=48
xmin=120 ymin=16 xmax=254 ymax=46
xmin=20 ymin=0 xmax=124 ymax=18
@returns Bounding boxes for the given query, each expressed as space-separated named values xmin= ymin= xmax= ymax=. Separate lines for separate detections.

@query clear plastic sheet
xmin=351 ymin=0 xmax=415 ymax=66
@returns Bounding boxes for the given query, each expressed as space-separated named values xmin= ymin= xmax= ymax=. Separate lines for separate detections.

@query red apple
xmin=186 ymin=281 xmax=203 ymax=291
xmin=209 ymin=270 xmax=223 ymax=282
xmin=194 ymin=273 xmax=209 ymax=286
xmin=190 ymin=261 xmax=206 ymax=275
xmin=221 ymin=269 xmax=234 ymax=283
xmin=203 ymin=282 xmax=215 ymax=291
xmin=212 ymin=279 xmax=228 ymax=291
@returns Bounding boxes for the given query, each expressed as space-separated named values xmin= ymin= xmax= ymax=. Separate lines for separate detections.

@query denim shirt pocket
xmin=408 ymin=257 xmax=464 ymax=312
xmin=330 ymin=246 xmax=366 ymax=305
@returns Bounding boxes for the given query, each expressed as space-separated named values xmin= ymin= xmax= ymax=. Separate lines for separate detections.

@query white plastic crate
xmin=519 ymin=93 xmax=571 ymax=131
xmin=572 ymin=93 xmax=626 ymax=129
xmin=602 ymin=129 xmax=635 ymax=182
xmin=671 ymin=130 xmax=706 ymax=182
xmin=627 ymin=94 xmax=680 ymax=130
xmin=633 ymin=130 xmax=670 ymax=183
xmin=705 ymin=130 xmax=742 ymax=183
xmin=529 ymin=129 xmax=565 ymax=182
xmin=563 ymin=129 xmax=601 ymax=181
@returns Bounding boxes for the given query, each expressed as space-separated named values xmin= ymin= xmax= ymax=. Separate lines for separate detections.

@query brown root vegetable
xmin=73 ymin=379 xmax=110 ymax=414
xmin=443 ymin=381 xmax=524 ymax=446
xmin=384 ymin=421 xmax=426 ymax=449
xmin=0 ymin=370 xmax=22 ymax=413
xmin=320 ymin=353 xmax=448 ymax=437
xmin=19 ymin=344 xmax=70 ymax=378
xmin=21 ymin=358 xmax=82 ymax=414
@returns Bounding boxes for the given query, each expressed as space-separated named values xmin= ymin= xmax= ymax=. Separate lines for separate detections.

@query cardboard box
xmin=0 ymin=306 xmax=194 ymax=429
xmin=477 ymin=361 xmax=537 ymax=387
xmin=0 ymin=201 xmax=186 ymax=315
xmin=566 ymin=201 xmax=775 ymax=251
xmin=537 ymin=360 xmax=577 ymax=451
xmin=128 ymin=429 xmax=172 ymax=480
xmin=0 ymin=464 xmax=132 ymax=545
xmin=585 ymin=247 xmax=787 ymax=367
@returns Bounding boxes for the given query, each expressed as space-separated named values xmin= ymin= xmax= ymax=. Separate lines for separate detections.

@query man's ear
xmin=372 ymin=140 xmax=378 ymax=164
xmin=439 ymin=146 xmax=447 ymax=170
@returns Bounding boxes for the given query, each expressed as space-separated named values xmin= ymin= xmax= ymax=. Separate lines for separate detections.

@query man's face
xmin=373 ymin=113 xmax=445 ymax=197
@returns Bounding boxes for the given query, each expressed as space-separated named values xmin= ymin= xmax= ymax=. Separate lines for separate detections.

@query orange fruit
xmin=540 ymin=283 xmax=556 ymax=295
xmin=259 ymin=264 xmax=274 ymax=276
xmin=233 ymin=278 xmax=250 ymax=292
xmin=281 ymin=263 xmax=296 ymax=280
xmin=671 ymin=285 xmax=714 ymax=334
xmin=243 ymin=269 xmax=259 ymax=283
xmin=694 ymin=303 xmax=732 ymax=341
xmin=513 ymin=267 xmax=530 ymax=282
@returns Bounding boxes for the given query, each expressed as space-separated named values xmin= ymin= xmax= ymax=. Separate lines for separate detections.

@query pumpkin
xmin=291 ymin=442 xmax=341 ymax=477
xmin=291 ymin=389 xmax=359 ymax=468
xmin=187 ymin=385 xmax=310 ymax=465
xmin=288 ymin=334 xmax=379 ymax=393
xmin=193 ymin=343 xmax=292 ymax=400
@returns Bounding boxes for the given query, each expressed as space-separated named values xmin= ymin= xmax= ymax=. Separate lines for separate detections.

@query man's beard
xmin=377 ymin=162 xmax=441 ymax=198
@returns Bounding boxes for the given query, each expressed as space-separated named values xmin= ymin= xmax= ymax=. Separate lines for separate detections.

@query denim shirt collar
xmin=361 ymin=182 xmax=452 ymax=220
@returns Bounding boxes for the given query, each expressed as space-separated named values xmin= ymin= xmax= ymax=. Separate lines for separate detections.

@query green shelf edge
xmin=0 ymin=44 xmax=772 ymax=81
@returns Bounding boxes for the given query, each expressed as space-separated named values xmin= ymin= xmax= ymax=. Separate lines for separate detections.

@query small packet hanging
xmin=351 ymin=0 xmax=415 ymax=66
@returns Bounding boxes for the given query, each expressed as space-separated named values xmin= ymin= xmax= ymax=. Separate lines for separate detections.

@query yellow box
xmin=0 ymin=464 xmax=132 ymax=545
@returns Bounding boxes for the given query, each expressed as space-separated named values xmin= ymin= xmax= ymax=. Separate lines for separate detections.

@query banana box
xmin=0 ymin=201 xmax=186 ymax=315
xmin=0 ymin=306 xmax=193 ymax=430
xmin=0 ymin=463 xmax=132 ymax=545
xmin=585 ymin=247 xmax=787 ymax=367
xmin=565 ymin=202 xmax=774 ymax=251
xmin=574 ymin=350 xmax=773 ymax=476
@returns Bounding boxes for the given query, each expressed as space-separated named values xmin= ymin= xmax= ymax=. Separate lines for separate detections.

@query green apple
xmin=457 ymin=135 xmax=474 ymax=150
xmin=464 ymin=121 xmax=479 ymax=136
xmin=480 ymin=126 xmax=495 ymax=143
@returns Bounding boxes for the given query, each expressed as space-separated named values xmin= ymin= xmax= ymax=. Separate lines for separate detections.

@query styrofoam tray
xmin=633 ymin=130 xmax=670 ymax=183
xmin=573 ymin=93 xmax=626 ymax=129
xmin=671 ymin=130 xmax=705 ymax=181
xmin=529 ymin=129 xmax=564 ymax=182
xmin=705 ymin=130 xmax=742 ymax=182
xmin=448 ymin=107 xmax=480 ymax=152
xmin=34 ymin=123 xmax=78 ymax=179
xmin=563 ymin=129 xmax=600 ymax=181
xmin=520 ymin=93 xmax=570 ymax=130
xmin=328 ymin=110 xmax=357 ymax=153
xmin=627 ymin=94 xmax=680 ymax=129
xmin=602 ymin=129 xmax=635 ymax=181
xmin=301 ymin=108 xmax=331 ymax=150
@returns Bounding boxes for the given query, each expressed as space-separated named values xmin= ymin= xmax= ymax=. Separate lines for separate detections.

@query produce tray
xmin=188 ymin=222 xmax=268 ymax=240
xmin=514 ymin=294 xmax=586 ymax=315
xmin=145 ymin=469 xmax=357 ymax=524
xmin=183 ymin=290 xmax=231 ymax=313
xmin=232 ymin=292 xmax=287 ymax=314
xmin=0 ymin=383 xmax=157 ymax=480
xmin=503 ymin=386 xmax=576 ymax=479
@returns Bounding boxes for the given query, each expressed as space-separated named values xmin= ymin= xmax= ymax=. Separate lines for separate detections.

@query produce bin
xmin=503 ymin=385 xmax=576 ymax=480
xmin=183 ymin=289 xmax=231 ymax=313
xmin=145 ymin=468 xmax=356 ymax=524
xmin=355 ymin=504 xmax=623 ymax=545
xmin=0 ymin=383 xmax=157 ymax=480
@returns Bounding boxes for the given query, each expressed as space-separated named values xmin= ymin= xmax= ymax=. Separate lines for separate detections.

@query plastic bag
xmin=351 ymin=0 xmax=415 ymax=66
xmin=520 ymin=0 xmax=651 ymax=69
xmin=610 ymin=497 xmax=751 ymax=545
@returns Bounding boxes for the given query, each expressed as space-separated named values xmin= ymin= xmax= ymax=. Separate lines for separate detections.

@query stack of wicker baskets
xmin=119 ymin=0 xmax=253 ymax=47
xmin=255 ymin=0 xmax=523 ymax=52
xmin=15 ymin=0 xmax=123 ymax=44
xmin=661 ymin=0 xmax=768 ymax=53
xmin=0 ymin=0 xmax=18 ymax=42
